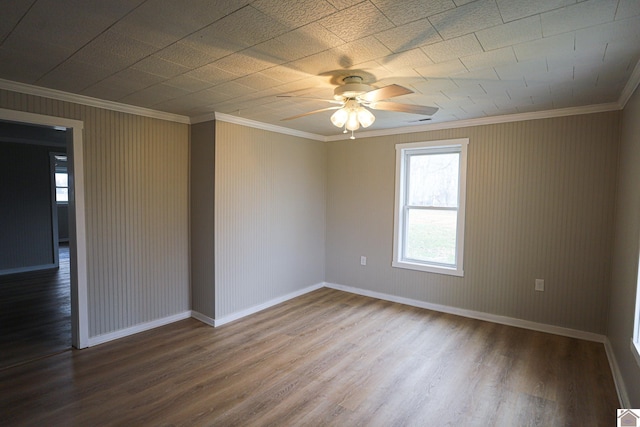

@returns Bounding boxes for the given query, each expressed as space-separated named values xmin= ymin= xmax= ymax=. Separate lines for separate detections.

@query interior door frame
xmin=49 ymin=151 xmax=64 ymax=269
xmin=0 ymin=108 xmax=89 ymax=349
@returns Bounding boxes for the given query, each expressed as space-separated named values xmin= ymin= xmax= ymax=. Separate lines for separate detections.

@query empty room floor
xmin=0 ymin=287 xmax=618 ymax=426
xmin=0 ymin=245 xmax=71 ymax=370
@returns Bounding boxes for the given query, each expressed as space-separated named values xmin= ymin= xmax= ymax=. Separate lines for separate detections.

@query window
xmin=54 ymin=155 xmax=68 ymax=203
xmin=393 ymin=138 xmax=468 ymax=276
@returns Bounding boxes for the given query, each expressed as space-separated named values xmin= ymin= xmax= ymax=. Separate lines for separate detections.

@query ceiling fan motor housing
xmin=333 ymin=76 xmax=373 ymax=100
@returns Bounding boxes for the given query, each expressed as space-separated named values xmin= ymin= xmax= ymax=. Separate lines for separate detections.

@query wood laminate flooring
xmin=0 ymin=245 xmax=71 ymax=370
xmin=0 ymin=287 xmax=619 ymax=426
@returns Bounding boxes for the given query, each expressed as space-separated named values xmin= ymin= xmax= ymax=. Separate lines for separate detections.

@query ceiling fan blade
xmin=281 ymin=106 xmax=341 ymax=121
xmin=277 ymin=95 xmax=342 ymax=104
xmin=368 ymin=101 xmax=439 ymax=116
xmin=359 ymin=84 xmax=413 ymax=102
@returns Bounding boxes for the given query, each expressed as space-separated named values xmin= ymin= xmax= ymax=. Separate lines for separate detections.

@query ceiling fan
xmin=280 ymin=75 xmax=438 ymax=139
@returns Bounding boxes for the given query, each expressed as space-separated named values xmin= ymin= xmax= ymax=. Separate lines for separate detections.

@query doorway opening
xmin=0 ymin=108 xmax=88 ymax=359
xmin=0 ymin=124 xmax=72 ymax=369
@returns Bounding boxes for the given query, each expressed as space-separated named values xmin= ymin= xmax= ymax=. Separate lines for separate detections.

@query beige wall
xmin=326 ymin=112 xmax=620 ymax=334
xmin=609 ymin=82 xmax=640 ymax=406
xmin=0 ymin=89 xmax=190 ymax=337
xmin=214 ymin=122 xmax=326 ymax=319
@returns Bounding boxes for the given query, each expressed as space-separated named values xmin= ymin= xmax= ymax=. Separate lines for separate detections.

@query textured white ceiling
xmin=0 ymin=0 xmax=638 ymax=136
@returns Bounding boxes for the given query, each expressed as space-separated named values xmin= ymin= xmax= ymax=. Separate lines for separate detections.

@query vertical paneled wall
xmin=326 ymin=112 xmax=620 ymax=334
xmin=190 ymin=120 xmax=216 ymax=319
xmin=215 ymin=122 xmax=326 ymax=318
xmin=608 ymin=82 xmax=640 ymax=406
xmin=0 ymin=89 xmax=190 ymax=337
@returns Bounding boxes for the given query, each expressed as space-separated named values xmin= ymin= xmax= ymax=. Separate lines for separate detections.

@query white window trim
xmin=632 ymin=255 xmax=640 ymax=368
xmin=631 ymin=338 xmax=640 ymax=369
xmin=392 ymin=138 xmax=469 ymax=277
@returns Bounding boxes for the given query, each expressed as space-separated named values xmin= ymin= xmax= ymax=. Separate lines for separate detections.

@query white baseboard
xmin=85 ymin=283 xmax=324 ymax=346
xmin=87 ymin=311 xmax=192 ymax=347
xmin=324 ymin=282 xmax=606 ymax=343
xmin=83 ymin=283 xmax=605 ymax=345
xmin=191 ymin=310 xmax=215 ymax=327
xmin=1 ymin=263 xmax=58 ymax=276
xmin=212 ymin=282 xmax=325 ymax=327
xmin=604 ymin=338 xmax=629 ymax=408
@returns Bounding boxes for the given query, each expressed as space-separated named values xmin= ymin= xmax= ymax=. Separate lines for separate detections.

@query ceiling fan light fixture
xmin=280 ymin=75 xmax=437 ymax=139
xmin=330 ymin=108 xmax=348 ymax=128
xmin=330 ymin=101 xmax=375 ymax=135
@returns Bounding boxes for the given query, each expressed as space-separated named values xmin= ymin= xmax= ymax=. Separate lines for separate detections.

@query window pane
xmin=408 ymin=153 xmax=459 ymax=207
xmin=56 ymin=187 xmax=68 ymax=202
xmin=405 ymin=209 xmax=457 ymax=265
xmin=55 ymin=172 xmax=68 ymax=188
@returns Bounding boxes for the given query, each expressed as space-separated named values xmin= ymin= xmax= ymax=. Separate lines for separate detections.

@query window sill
xmin=392 ymin=260 xmax=463 ymax=277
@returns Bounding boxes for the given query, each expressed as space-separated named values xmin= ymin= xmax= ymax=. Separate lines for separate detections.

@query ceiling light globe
xmin=330 ymin=108 xmax=348 ymax=128
xmin=357 ymin=107 xmax=375 ymax=128
xmin=346 ymin=110 xmax=360 ymax=131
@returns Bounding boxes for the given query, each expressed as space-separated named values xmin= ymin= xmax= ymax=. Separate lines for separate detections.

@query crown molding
xmin=0 ymin=78 xmax=191 ymax=124
xmin=619 ymin=58 xmax=640 ymax=109
xmin=324 ymin=102 xmax=622 ymax=141
xmin=189 ymin=112 xmax=217 ymax=124
xmin=209 ymin=99 xmax=623 ymax=142
xmin=2 ymin=65 xmax=637 ymax=141
xmin=207 ymin=112 xmax=325 ymax=141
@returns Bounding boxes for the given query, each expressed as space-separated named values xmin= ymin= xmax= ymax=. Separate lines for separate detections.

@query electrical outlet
xmin=535 ymin=279 xmax=545 ymax=292
xmin=360 ymin=256 xmax=367 ymax=266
